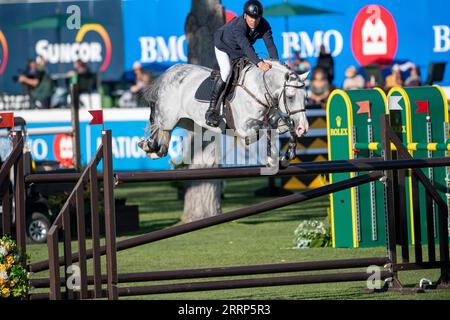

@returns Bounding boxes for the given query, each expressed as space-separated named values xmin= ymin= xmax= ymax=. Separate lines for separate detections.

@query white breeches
xmin=214 ymin=47 xmax=231 ymax=82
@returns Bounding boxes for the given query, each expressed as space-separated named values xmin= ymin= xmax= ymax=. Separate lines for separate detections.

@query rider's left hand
xmin=257 ymin=61 xmax=272 ymax=72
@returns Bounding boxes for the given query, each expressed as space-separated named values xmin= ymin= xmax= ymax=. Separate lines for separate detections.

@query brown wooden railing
xmin=0 ymin=130 xmax=26 ymax=267
xmin=45 ymin=130 xmax=117 ymax=300
xmin=23 ymin=117 xmax=450 ymax=299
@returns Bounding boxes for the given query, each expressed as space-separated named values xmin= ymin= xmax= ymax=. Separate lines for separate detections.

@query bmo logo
xmin=351 ymin=4 xmax=398 ymax=65
xmin=53 ymin=134 xmax=73 ymax=168
xmin=139 ymin=35 xmax=187 ymax=63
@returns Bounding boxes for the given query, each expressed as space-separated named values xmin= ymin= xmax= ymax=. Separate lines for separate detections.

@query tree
xmin=182 ymin=0 xmax=225 ymax=223
xmin=185 ymin=0 xmax=225 ymax=68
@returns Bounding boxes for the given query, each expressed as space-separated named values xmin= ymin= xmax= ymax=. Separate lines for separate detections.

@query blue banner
xmin=13 ymin=109 xmax=171 ymax=171
xmin=122 ymin=0 xmax=450 ymax=86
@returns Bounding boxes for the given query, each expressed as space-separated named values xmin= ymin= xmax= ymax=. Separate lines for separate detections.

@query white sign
xmin=281 ymin=30 xmax=344 ymax=59
xmin=139 ymin=35 xmax=187 ymax=63
xmin=433 ymin=25 xmax=450 ymax=53
xmin=35 ymin=39 xmax=103 ymax=64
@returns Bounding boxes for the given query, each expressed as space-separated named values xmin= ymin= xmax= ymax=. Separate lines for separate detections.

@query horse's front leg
xmin=138 ymin=124 xmax=160 ymax=154
xmin=155 ymin=129 xmax=171 ymax=158
xmin=264 ymin=128 xmax=280 ymax=171
xmin=279 ymin=135 xmax=296 ymax=169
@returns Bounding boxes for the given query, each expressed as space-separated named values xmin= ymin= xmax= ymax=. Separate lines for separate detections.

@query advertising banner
xmin=122 ymin=0 xmax=450 ymax=86
xmin=8 ymin=109 xmax=171 ymax=171
xmin=0 ymin=0 xmax=124 ymax=94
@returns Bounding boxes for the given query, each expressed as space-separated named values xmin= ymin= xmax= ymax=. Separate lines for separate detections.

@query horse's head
xmin=269 ymin=62 xmax=309 ymax=138
xmin=233 ymin=60 xmax=309 ymax=142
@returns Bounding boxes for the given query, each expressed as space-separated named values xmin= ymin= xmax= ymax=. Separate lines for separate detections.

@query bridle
xmin=234 ymin=67 xmax=306 ymax=119
xmin=279 ymin=72 xmax=307 ymax=116
xmin=233 ymin=65 xmax=306 ymax=162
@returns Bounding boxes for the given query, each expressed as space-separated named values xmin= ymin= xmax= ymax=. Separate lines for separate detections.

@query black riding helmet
xmin=243 ymin=0 xmax=263 ymax=19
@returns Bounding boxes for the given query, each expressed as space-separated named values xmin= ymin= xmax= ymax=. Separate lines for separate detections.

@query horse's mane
xmin=243 ymin=59 xmax=294 ymax=76
xmin=265 ymin=59 xmax=291 ymax=70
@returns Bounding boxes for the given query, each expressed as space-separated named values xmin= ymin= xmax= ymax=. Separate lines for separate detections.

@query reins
xmin=233 ymin=65 xmax=306 ymax=118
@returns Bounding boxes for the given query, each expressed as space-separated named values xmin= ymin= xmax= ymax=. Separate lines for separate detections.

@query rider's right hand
xmin=257 ymin=61 xmax=272 ymax=72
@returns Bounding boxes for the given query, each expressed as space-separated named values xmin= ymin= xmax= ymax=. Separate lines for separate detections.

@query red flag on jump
xmin=356 ymin=100 xmax=371 ymax=120
xmin=0 ymin=112 xmax=14 ymax=128
xmin=415 ymin=101 xmax=429 ymax=114
xmin=88 ymin=110 xmax=103 ymax=125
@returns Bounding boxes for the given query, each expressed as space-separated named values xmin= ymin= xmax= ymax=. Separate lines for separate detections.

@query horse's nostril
xmin=296 ymin=127 xmax=307 ymax=136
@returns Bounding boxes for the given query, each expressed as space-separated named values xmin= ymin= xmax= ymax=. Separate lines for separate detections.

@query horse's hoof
xmin=157 ymin=145 xmax=168 ymax=158
xmin=149 ymin=153 xmax=161 ymax=160
xmin=139 ymin=138 xmax=159 ymax=153
xmin=279 ymin=155 xmax=291 ymax=169
xmin=138 ymin=139 xmax=148 ymax=151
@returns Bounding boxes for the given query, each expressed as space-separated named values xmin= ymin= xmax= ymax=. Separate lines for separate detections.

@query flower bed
xmin=293 ymin=219 xmax=332 ymax=248
xmin=0 ymin=236 xmax=30 ymax=299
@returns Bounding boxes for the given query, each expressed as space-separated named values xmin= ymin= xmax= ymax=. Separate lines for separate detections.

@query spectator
xmin=130 ymin=61 xmax=145 ymax=94
xmin=307 ymin=66 xmax=332 ymax=105
xmin=17 ymin=59 xmax=39 ymax=90
xmin=316 ymin=44 xmax=334 ymax=83
xmin=287 ymin=50 xmax=310 ymax=74
xmin=384 ymin=64 xmax=403 ymax=91
xmin=404 ymin=64 xmax=422 ymax=87
xmin=119 ymin=61 xmax=150 ymax=108
xmin=67 ymin=59 xmax=96 ymax=93
xmin=343 ymin=65 xmax=365 ymax=90
xmin=17 ymin=56 xmax=54 ymax=108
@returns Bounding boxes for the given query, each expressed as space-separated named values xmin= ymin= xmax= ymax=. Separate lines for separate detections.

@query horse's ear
xmin=284 ymin=72 xmax=290 ymax=81
xmin=298 ymin=71 xmax=310 ymax=82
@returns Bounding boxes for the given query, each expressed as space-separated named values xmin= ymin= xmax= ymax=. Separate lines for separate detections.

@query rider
xmin=205 ymin=0 xmax=280 ymax=127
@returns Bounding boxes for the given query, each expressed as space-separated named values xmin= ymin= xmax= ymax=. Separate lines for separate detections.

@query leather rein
xmin=233 ymin=67 xmax=306 ymax=117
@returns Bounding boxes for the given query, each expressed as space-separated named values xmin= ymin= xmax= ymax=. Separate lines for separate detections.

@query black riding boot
xmin=205 ymin=77 xmax=226 ymax=127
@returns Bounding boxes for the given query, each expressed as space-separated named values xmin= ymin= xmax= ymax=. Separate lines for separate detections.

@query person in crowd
xmin=404 ymin=64 xmax=422 ymax=87
xmin=119 ymin=61 xmax=152 ymax=108
xmin=17 ymin=56 xmax=53 ymax=108
xmin=67 ymin=59 xmax=95 ymax=93
xmin=287 ymin=50 xmax=310 ymax=74
xmin=130 ymin=61 xmax=146 ymax=95
xmin=17 ymin=57 xmax=45 ymax=92
xmin=343 ymin=65 xmax=365 ymax=90
xmin=384 ymin=64 xmax=403 ymax=91
xmin=68 ymin=59 xmax=92 ymax=78
xmin=205 ymin=0 xmax=279 ymax=127
xmin=316 ymin=44 xmax=334 ymax=83
xmin=307 ymin=66 xmax=332 ymax=105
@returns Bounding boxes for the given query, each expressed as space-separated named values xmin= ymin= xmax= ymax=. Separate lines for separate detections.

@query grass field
xmin=27 ymin=178 xmax=450 ymax=300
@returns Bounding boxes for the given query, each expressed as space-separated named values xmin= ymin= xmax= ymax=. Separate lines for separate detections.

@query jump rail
xmin=18 ymin=115 xmax=450 ymax=299
xmin=24 ymin=156 xmax=450 ymax=184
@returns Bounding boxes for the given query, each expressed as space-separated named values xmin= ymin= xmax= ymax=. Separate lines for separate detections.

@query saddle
xmin=194 ymin=58 xmax=251 ymax=129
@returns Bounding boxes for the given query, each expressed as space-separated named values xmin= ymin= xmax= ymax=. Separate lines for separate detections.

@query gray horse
xmin=139 ymin=59 xmax=309 ymax=166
